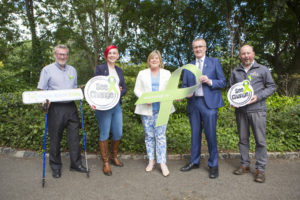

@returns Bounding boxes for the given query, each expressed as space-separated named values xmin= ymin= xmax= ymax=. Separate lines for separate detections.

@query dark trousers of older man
xmin=48 ymin=102 xmax=82 ymax=170
xmin=235 ymin=111 xmax=267 ymax=172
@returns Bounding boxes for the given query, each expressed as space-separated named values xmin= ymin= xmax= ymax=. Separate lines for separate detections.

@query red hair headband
xmin=104 ymin=45 xmax=118 ymax=59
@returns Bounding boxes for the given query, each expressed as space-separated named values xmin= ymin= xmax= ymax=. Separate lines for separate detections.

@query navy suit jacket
xmin=94 ymin=63 xmax=127 ymax=101
xmin=182 ymin=57 xmax=226 ymax=111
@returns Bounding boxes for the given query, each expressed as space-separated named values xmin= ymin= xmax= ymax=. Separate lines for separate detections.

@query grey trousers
xmin=235 ymin=111 xmax=267 ymax=171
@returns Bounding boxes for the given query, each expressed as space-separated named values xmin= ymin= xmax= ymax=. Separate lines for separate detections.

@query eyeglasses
xmin=55 ymin=53 xmax=68 ymax=57
xmin=193 ymin=45 xmax=206 ymax=49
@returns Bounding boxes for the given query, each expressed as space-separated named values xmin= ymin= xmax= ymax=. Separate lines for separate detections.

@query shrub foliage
xmin=0 ymin=64 xmax=299 ymax=153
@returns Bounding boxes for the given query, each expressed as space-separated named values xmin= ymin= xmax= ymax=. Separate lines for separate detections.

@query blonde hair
xmin=147 ymin=50 xmax=164 ymax=68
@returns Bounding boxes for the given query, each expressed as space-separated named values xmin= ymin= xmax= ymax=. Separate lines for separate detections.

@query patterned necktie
xmin=195 ymin=59 xmax=204 ymax=96
xmin=198 ymin=59 xmax=203 ymax=73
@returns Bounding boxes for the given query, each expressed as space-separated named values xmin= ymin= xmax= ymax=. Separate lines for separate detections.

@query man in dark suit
xmin=181 ymin=38 xmax=226 ymax=178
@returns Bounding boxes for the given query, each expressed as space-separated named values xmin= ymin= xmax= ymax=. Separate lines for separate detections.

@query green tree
xmin=0 ymin=42 xmax=34 ymax=93
xmin=247 ymin=0 xmax=300 ymax=95
xmin=0 ymin=0 xmax=299 ymax=95
xmin=43 ymin=0 xmax=122 ymax=72
xmin=118 ymin=0 xmax=190 ymax=65
xmin=0 ymin=0 xmax=21 ymax=61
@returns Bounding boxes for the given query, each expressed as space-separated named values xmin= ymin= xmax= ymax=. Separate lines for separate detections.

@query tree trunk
xmin=88 ymin=10 xmax=99 ymax=68
xmin=104 ymin=0 xmax=109 ymax=46
xmin=25 ymin=0 xmax=43 ymax=74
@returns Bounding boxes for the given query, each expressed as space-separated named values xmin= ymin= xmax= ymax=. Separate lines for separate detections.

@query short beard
xmin=57 ymin=60 xmax=67 ymax=66
xmin=242 ymin=61 xmax=251 ymax=68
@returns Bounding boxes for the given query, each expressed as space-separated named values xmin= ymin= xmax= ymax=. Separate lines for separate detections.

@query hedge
xmin=0 ymin=63 xmax=299 ymax=153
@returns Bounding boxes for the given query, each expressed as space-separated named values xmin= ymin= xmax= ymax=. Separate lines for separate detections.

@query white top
xmin=108 ymin=66 xmax=120 ymax=84
xmin=134 ymin=68 xmax=175 ymax=116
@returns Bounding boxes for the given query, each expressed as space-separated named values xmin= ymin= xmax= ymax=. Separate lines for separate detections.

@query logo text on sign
xmin=227 ymin=80 xmax=254 ymax=107
xmin=84 ymin=76 xmax=120 ymax=110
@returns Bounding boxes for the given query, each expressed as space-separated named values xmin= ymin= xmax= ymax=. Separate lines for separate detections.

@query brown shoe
xmin=255 ymin=170 xmax=265 ymax=183
xmin=99 ymin=140 xmax=112 ymax=176
xmin=110 ymin=140 xmax=124 ymax=167
xmin=233 ymin=166 xmax=250 ymax=175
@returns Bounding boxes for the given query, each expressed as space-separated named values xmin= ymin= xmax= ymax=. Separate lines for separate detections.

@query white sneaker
xmin=146 ymin=160 xmax=155 ymax=172
xmin=160 ymin=163 xmax=170 ymax=177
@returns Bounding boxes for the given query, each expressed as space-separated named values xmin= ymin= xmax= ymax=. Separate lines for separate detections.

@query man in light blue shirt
xmin=38 ymin=45 xmax=86 ymax=178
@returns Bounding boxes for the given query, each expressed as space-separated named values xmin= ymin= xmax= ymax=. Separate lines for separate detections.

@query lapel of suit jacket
xmin=202 ymin=57 xmax=209 ymax=75
xmin=104 ymin=63 xmax=109 ymax=75
xmin=159 ymin=69 xmax=167 ymax=91
xmin=190 ymin=60 xmax=197 ymax=80
xmin=146 ymin=68 xmax=152 ymax=92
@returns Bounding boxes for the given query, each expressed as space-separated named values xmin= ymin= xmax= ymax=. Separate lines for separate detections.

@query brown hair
xmin=192 ymin=38 xmax=207 ymax=47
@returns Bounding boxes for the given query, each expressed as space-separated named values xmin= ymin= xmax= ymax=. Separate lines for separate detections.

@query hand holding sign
xmin=249 ymin=95 xmax=258 ymax=104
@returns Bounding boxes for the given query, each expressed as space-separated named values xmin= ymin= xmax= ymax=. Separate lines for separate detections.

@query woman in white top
xmin=134 ymin=50 xmax=174 ymax=177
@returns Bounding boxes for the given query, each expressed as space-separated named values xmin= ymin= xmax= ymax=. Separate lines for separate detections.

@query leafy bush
xmin=217 ymin=94 xmax=300 ymax=152
xmin=265 ymin=97 xmax=300 ymax=151
xmin=0 ymin=64 xmax=299 ymax=153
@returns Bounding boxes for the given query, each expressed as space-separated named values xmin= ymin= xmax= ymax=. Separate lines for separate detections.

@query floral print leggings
xmin=141 ymin=111 xmax=167 ymax=164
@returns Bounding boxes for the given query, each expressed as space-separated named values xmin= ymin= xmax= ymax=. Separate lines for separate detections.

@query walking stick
xmin=42 ymin=99 xmax=49 ymax=188
xmin=80 ymin=100 xmax=89 ymax=177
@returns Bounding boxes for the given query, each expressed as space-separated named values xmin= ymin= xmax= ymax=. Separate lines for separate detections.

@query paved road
xmin=0 ymin=154 xmax=299 ymax=200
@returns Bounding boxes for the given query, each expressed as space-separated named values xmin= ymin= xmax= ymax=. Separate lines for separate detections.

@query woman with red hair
xmin=94 ymin=45 xmax=126 ymax=176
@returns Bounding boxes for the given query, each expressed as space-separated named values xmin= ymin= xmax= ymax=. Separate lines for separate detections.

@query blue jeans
xmin=95 ymin=102 xmax=123 ymax=141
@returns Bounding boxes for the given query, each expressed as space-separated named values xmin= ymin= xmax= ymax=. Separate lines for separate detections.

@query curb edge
xmin=1 ymin=146 xmax=299 ymax=160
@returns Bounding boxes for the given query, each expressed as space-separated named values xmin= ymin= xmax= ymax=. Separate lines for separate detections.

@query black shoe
xmin=209 ymin=166 xmax=219 ymax=179
xmin=180 ymin=163 xmax=199 ymax=172
xmin=70 ymin=165 xmax=88 ymax=173
xmin=52 ymin=169 xmax=61 ymax=178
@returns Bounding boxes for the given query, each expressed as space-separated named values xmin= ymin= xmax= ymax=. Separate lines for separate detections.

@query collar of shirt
xmin=242 ymin=60 xmax=255 ymax=72
xmin=55 ymin=62 xmax=68 ymax=71
xmin=197 ymin=55 xmax=205 ymax=64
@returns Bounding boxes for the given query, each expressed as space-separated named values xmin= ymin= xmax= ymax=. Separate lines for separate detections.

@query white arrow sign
xmin=22 ymin=88 xmax=84 ymax=104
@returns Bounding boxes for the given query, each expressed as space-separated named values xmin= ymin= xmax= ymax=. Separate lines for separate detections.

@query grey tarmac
xmin=0 ymin=153 xmax=299 ymax=200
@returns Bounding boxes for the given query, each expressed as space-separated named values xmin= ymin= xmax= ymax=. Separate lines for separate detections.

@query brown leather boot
xmin=110 ymin=140 xmax=124 ymax=167
xmin=255 ymin=169 xmax=265 ymax=183
xmin=98 ymin=140 xmax=112 ymax=176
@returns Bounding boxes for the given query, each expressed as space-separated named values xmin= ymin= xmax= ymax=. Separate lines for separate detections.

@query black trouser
xmin=48 ymin=102 xmax=82 ymax=170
